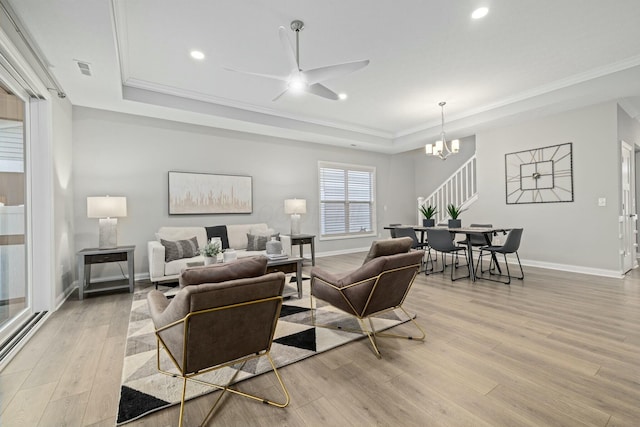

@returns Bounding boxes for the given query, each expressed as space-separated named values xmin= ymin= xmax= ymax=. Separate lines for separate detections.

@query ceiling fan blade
xmin=272 ymin=88 xmax=288 ymax=102
xmin=302 ymin=59 xmax=370 ymax=85
xmin=278 ymin=26 xmax=300 ymax=72
xmin=223 ymin=67 xmax=287 ymax=82
xmin=307 ymin=83 xmax=339 ymax=100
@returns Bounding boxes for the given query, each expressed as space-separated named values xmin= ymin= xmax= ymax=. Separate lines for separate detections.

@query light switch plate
xmin=598 ymin=198 xmax=606 ymax=207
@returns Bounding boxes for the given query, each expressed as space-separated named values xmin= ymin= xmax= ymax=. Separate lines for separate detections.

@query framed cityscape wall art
xmin=505 ymin=142 xmax=574 ymax=204
xmin=168 ymin=171 xmax=252 ymax=214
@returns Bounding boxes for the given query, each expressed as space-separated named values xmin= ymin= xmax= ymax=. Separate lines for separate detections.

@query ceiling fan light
xmin=451 ymin=139 xmax=460 ymax=152
xmin=288 ymin=74 xmax=307 ymax=92
xmin=425 ymin=144 xmax=433 ymax=155
xmin=338 ymin=93 xmax=347 ymax=100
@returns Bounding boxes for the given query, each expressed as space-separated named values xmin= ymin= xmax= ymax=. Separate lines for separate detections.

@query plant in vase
xmin=446 ymin=204 xmax=464 ymax=228
xmin=419 ymin=204 xmax=437 ymax=227
xmin=200 ymin=238 xmax=222 ymax=265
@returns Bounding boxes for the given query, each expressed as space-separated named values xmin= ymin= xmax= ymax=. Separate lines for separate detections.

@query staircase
xmin=418 ymin=155 xmax=478 ymax=225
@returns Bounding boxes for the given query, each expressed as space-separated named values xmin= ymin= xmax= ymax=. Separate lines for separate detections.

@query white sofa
xmin=148 ymin=223 xmax=292 ymax=284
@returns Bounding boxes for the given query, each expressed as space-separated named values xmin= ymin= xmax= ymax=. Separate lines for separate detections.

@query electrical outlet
xmin=598 ymin=198 xmax=606 ymax=207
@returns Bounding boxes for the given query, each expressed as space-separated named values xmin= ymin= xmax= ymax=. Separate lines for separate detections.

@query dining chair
xmin=425 ymin=228 xmax=470 ymax=281
xmin=388 ymin=223 xmax=402 ymax=238
xmin=457 ymin=223 xmax=493 ymax=247
xmin=393 ymin=227 xmax=430 ymax=271
xmin=476 ymin=228 xmax=524 ymax=284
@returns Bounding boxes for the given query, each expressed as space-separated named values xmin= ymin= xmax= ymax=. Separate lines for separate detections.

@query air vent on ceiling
xmin=74 ymin=60 xmax=92 ymax=76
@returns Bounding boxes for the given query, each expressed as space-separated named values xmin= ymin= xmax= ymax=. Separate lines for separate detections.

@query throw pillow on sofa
xmin=161 ymin=236 xmax=199 ymax=262
xmin=246 ymin=232 xmax=280 ymax=251
xmin=205 ymin=225 xmax=229 ymax=249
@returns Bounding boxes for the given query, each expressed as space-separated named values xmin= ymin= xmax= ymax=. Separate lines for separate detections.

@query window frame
xmin=318 ymin=161 xmax=377 ymax=241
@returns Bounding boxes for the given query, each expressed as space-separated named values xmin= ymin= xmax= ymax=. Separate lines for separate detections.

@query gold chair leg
xmin=185 ymin=355 xmax=289 ymax=426
xmin=198 ymin=360 xmax=246 ymax=425
xmin=178 ymin=377 xmax=188 ymax=427
xmin=374 ymin=306 xmax=427 ymax=342
xmin=156 ymin=338 xmax=289 ymax=426
xmin=310 ymin=292 xmax=316 ymax=326
xmin=360 ymin=318 xmax=382 ymax=359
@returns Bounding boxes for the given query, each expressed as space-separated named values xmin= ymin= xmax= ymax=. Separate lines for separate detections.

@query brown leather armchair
xmin=147 ymin=256 xmax=290 ymax=426
xmin=310 ymin=238 xmax=426 ymax=358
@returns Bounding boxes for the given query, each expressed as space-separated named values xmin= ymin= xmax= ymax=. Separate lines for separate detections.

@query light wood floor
xmin=1 ymin=253 xmax=640 ymax=426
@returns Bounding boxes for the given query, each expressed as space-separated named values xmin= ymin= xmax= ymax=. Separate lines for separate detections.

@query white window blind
xmin=318 ymin=162 xmax=376 ymax=239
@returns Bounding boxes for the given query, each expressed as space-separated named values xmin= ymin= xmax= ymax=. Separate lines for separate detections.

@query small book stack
xmin=266 ymin=253 xmax=288 ymax=260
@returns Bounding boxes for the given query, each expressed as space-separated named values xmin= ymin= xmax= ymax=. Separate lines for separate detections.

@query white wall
xmin=72 ymin=107 xmax=414 ymax=278
xmin=384 ymin=150 xmax=417 ymax=227
xmin=466 ymin=101 xmax=620 ymax=275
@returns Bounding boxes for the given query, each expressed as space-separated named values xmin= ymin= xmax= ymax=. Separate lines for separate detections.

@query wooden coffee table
xmin=266 ymin=256 xmax=303 ymax=298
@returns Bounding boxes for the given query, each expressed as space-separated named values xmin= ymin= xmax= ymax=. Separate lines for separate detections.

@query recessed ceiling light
xmin=338 ymin=93 xmax=348 ymax=100
xmin=190 ymin=50 xmax=205 ymax=60
xmin=471 ymin=7 xmax=489 ymax=19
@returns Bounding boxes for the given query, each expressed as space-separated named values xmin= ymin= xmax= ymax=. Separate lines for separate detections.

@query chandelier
xmin=425 ymin=102 xmax=459 ymax=160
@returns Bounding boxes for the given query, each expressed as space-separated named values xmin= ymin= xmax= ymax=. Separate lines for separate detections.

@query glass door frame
xmin=0 ymin=70 xmax=33 ymax=345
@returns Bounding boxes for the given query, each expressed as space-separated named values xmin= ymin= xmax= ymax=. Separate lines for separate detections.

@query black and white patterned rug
xmin=116 ymin=279 xmax=411 ymax=425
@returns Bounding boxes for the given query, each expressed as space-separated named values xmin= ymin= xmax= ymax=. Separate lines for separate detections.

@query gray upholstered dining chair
xmin=392 ymin=227 xmax=431 ymax=272
xmin=310 ymin=239 xmax=425 ymax=358
xmin=146 ymin=256 xmax=289 ymax=426
xmin=457 ymin=223 xmax=493 ymax=247
xmin=426 ymin=228 xmax=470 ymax=281
xmin=476 ymin=228 xmax=524 ymax=284
xmin=388 ymin=223 xmax=402 ymax=238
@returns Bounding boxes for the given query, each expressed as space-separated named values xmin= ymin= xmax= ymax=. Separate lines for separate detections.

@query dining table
xmin=384 ymin=225 xmax=512 ymax=281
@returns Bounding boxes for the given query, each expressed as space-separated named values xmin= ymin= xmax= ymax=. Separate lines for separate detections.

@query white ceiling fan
xmin=225 ymin=20 xmax=369 ymax=101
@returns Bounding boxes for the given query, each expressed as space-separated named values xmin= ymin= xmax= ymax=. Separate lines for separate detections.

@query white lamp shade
xmin=87 ymin=196 xmax=127 ymax=218
xmin=451 ymin=139 xmax=460 ymax=152
xmin=425 ymin=144 xmax=433 ymax=155
xmin=284 ymin=199 xmax=307 ymax=214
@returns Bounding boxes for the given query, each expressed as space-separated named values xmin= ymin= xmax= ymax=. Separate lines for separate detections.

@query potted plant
xmin=446 ymin=204 xmax=464 ymax=228
xmin=419 ymin=204 xmax=437 ymax=227
xmin=200 ymin=238 xmax=222 ymax=265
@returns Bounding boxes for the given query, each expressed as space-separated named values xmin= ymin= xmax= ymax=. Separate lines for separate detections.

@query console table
xmin=77 ymin=245 xmax=135 ymax=300
xmin=288 ymin=234 xmax=316 ymax=266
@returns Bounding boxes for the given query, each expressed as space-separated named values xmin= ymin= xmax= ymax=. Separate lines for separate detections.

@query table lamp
xmin=284 ymin=198 xmax=306 ymax=235
xmin=87 ymin=196 xmax=127 ymax=248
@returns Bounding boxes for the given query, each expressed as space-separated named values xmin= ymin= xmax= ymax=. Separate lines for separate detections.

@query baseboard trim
xmin=316 ymin=247 xmax=371 ymax=258
xmin=54 ymin=285 xmax=76 ymax=311
xmin=519 ymin=258 xmax=623 ymax=279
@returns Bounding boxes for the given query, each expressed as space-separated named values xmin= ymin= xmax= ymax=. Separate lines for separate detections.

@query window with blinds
xmin=318 ymin=161 xmax=376 ymax=239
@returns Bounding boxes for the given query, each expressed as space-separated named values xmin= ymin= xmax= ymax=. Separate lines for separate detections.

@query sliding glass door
xmin=0 ymin=81 xmax=29 ymax=346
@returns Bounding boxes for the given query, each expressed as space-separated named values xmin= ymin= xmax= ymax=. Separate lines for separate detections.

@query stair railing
xmin=417 ymin=155 xmax=478 ymax=225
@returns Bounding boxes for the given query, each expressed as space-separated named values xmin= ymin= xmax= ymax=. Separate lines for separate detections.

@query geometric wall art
xmin=168 ymin=171 xmax=252 ymax=214
xmin=505 ymin=142 xmax=574 ymax=204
